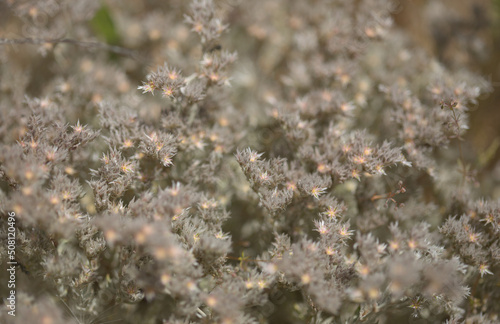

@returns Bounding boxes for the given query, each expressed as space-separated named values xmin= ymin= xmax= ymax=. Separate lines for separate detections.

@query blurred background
xmin=393 ymin=0 xmax=500 ymax=198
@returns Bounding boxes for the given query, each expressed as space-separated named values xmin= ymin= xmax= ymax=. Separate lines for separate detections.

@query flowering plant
xmin=0 ymin=0 xmax=498 ymax=323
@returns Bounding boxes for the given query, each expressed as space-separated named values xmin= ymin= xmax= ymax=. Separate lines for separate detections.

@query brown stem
xmin=0 ymin=37 xmax=145 ymax=62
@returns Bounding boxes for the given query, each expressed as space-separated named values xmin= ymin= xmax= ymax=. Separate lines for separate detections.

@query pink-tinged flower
xmin=247 ymin=149 xmax=264 ymax=162
xmin=468 ymin=231 xmax=481 ymax=244
xmin=162 ymin=86 xmax=174 ymax=98
xmin=479 ymin=264 xmax=493 ymax=277
xmin=323 ymin=205 xmax=340 ymax=219
xmin=314 ymin=220 xmax=329 ymax=235
xmin=72 ymin=120 xmax=84 ymax=133
xmin=339 ymin=224 xmax=354 ymax=238
xmin=259 ymin=171 xmax=270 ymax=183
xmin=310 ymin=186 xmax=327 ymax=199
xmin=138 ymin=81 xmax=155 ymax=95
xmin=161 ymin=154 xmax=173 ymax=167
xmin=120 ymin=161 xmax=135 ymax=174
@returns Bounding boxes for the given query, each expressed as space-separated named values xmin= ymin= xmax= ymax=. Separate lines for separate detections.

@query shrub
xmin=0 ymin=0 xmax=498 ymax=323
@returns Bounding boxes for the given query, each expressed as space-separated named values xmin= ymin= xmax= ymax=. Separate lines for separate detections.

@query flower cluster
xmin=0 ymin=0 xmax=499 ymax=323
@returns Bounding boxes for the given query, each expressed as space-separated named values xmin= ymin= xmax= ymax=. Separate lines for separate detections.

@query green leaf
xmin=90 ymin=5 xmax=121 ymax=45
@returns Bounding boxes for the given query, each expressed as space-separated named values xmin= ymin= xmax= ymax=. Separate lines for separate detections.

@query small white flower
xmin=247 ymin=148 xmax=264 ymax=162
xmin=339 ymin=224 xmax=354 ymax=238
xmin=314 ymin=220 xmax=329 ymax=235
xmin=479 ymin=264 xmax=493 ymax=277
xmin=138 ymin=82 xmax=155 ymax=95
xmin=168 ymin=182 xmax=182 ymax=196
xmin=310 ymin=186 xmax=327 ymax=199
xmin=259 ymin=171 xmax=270 ymax=183
xmin=323 ymin=205 xmax=340 ymax=218
xmin=161 ymin=154 xmax=173 ymax=167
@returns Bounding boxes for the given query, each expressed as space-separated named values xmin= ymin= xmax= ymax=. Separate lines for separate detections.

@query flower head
xmin=310 ymin=186 xmax=327 ymax=200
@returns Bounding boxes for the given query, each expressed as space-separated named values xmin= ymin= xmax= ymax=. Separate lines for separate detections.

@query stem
xmin=0 ymin=37 xmax=145 ymax=62
xmin=450 ymin=108 xmax=467 ymax=191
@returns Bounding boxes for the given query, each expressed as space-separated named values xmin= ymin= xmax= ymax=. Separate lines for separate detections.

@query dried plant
xmin=0 ymin=0 xmax=498 ymax=323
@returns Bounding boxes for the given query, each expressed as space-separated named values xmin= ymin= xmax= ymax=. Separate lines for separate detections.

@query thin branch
xmin=0 ymin=37 xmax=146 ymax=62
